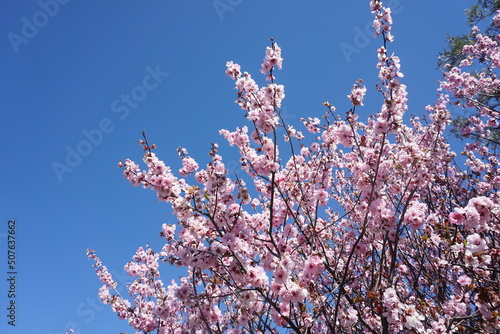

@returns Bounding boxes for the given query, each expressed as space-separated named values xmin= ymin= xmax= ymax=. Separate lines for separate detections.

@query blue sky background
xmin=1 ymin=0 xmax=474 ymax=333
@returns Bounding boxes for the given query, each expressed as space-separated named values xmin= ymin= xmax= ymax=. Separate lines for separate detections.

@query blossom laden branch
xmin=86 ymin=1 xmax=500 ymax=333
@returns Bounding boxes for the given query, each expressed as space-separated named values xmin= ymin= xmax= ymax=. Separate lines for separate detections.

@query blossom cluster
xmin=371 ymin=0 xmax=394 ymax=42
xmin=226 ymin=43 xmax=285 ymax=134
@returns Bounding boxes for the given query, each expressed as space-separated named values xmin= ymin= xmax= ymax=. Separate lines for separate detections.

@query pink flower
xmin=273 ymin=267 xmax=289 ymax=285
xmin=281 ymin=281 xmax=308 ymax=303
xmin=383 ymin=287 xmax=399 ymax=308
xmin=370 ymin=0 xmax=382 ymax=12
xmin=466 ymin=233 xmax=488 ymax=253
xmin=443 ymin=296 xmax=467 ymax=316
xmin=476 ymin=298 xmax=493 ymax=319
xmin=300 ymin=255 xmax=324 ymax=282
xmin=124 ymin=262 xmax=140 ymax=277
xmin=221 ymin=232 xmax=237 ymax=247
xmin=457 ymin=274 xmax=472 ymax=286
xmin=353 ymin=240 xmax=368 ymax=256
xmin=348 ymin=84 xmax=367 ymax=106
xmin=468 ymin=196 xmax=494 ymax=223
xmin=161 ymin=223 xmax=176 ymax=241
xmin=341 ymin=307 xmax=358 ymax=327
xmin=225 ymin=61 xmax=241 ymax=78
xmin=448 ymin=208 xmax=465 ymax=225
xmin=404 ymin=202 xmax=426 ymax=229
xmin=314 ymin=189 xmax=329 ymax=206
xmin=179 ymin=156 xmax=199 ymax=176
xmin=261 ymin=43 xmax=283 ymax=80
xmin=336 ymin=124 xmax=354 ymax=147
xmin=495 ymin=10 xmax=500 ymax=27
xmin=98 ymin=286 xmax=111 ymax=303
xmin=463 ymin=205 xmax=480 ymax=230
xmin=247 ymin=265 xmax=268 ymax=288
xmin=374 ymin=117 xmax=390 ymax=134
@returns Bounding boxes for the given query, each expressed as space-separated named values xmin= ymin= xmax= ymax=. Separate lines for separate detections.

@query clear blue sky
xmin=1 ymin=1 xmax=473 ymax=333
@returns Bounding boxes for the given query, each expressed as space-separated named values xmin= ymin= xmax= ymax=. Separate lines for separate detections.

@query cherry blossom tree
xmin=439 ymin=0 xmax=500 ymax=70
xmin=87 ymin=1 xmax=500 ymax=332
xmin=440 ymin=0 xmax=500 ymax=145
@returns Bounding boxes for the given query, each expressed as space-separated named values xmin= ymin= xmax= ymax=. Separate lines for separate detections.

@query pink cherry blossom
xmin=457 ymin=274 xmax=472 ymax=286
xmin=467 ymin=233 xmax=488 ymax=253
xmin=347 ymin=83 xmax=367 ymax=106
